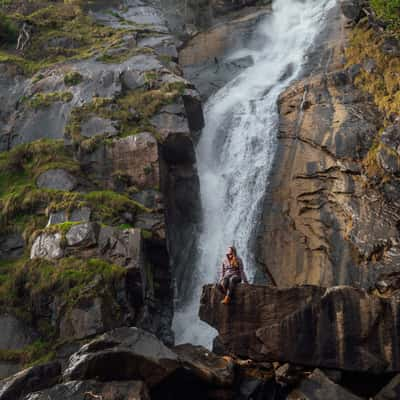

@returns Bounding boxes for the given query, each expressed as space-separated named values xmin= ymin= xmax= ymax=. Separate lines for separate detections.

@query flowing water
xmin=173 ymin=0 xmax=336 ymax=348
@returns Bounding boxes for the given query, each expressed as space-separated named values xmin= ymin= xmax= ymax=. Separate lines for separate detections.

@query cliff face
xmin=0 ymin=0 xmax=203 ymax=377
xmin=200 ymin=284 xmax=400 ymax=373
xmin=257 ymin=2 xmax=400 ymax=290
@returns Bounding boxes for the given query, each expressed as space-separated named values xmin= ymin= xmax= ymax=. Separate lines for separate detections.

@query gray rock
xmin=30 ymin=233 xmax=63 ymax=260
xmin=47 ymin=207 xmax=91 ymax=226
xmin=0 ymin=362 xmax=61 ymax=400
xmin=0 ymin=315 xmax=35 ymax=350
xmin=381 ymin=37 xmax=400 ymax=57
xmin=63 ymin=327 xmax=179 ymax=387
xmin=36 ymin=169 xmax=77 ymax=191
xmin=98 ymin=227 xmax=144 ymax=270
xmin=22 ymin=380 xmax=150 ymax=400
xmin=81 ymin=116 xmax=118 ymax=138
xmin=363 ymin=58 xmax=377 ymax=74
xmin=137 ymin=35 xmax=178 ymax=59
xmin=0 ymin=233 xmax=24 ymax=259
xmin=131 ymin=189 xmax=163 ymax=209
xmin=65 ymin=223 xmax=97 ymax=248
xmin=0 ymin=363 xmax=21 ymax=382
xmin=288 ymin=369 xmax=362 ymax=400
xmin=340 ymin=0 xmax=361 ymax=22
xmin=59 ymin=297 xmax=104 ymax=340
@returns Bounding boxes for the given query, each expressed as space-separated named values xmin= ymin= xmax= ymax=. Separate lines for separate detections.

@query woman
xmin=218 ymin=246 xmax=249 ymax=304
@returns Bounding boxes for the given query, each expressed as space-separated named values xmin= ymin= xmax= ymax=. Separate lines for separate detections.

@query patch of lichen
xmin=346 ymin=25 xmax=400 ymax=120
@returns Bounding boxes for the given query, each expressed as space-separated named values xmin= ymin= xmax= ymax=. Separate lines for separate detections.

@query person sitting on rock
xmin=218 ymin=245 xmax=248 ymax=304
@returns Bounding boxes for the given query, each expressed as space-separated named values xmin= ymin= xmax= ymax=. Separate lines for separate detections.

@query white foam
xmin=173 ymin=0 xmax=337 ymax=348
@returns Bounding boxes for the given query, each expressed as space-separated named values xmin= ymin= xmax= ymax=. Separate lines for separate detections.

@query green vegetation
xmin=0 ymin=139 xmax=79 ymax=229
xmin=0 ymin=339 xmax=55 ymax=367
xmin=371 ymin=0 xmax=400 ymax=27
xmin=67 ymin=81 xmax=186 ymax=143
xmin=346 ymin=26 xmax=400 ymax=119
xmin=63 ymin=71 xmax=83 ymax=86
xmin=0 ymin=255 xmax=125 ymax=363
xmin=0 ymin=2 xmax=137 ymax=75
xmin=28 ymin=91 xmax=73 ymax=109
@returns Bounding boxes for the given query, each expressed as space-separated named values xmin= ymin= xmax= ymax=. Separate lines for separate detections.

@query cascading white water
xmin=173 ymin=0 xmax=336 ymax=348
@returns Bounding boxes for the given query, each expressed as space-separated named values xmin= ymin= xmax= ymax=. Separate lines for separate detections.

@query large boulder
xmin=0 ymin=362 xmax=61 ymax=400
xmin=36 ymin=169 xmax=77 ymax=191
xmin=22 ymin=380 xmax=150 ymax=400
xmin=287 ymin=369 xmax=362 ymax=400
xmin=63 ymin=327 xmax=180 ymax=387
xmin=200 ymin=284 xmax=400 ymax=373
xmin=174 ymin=344 xmax=235 ymax=387
xmin=30 ymin=232 xmax=64 ymax=260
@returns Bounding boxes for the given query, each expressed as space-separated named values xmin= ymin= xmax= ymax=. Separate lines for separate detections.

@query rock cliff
xmin=257 ymin=0 xmax=400 ymax=292
xmin=0 ymin=0 xmax=203 ymax=377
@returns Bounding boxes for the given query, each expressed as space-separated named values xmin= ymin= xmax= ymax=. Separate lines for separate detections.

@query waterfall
xmin=173 ymin=0 xmax=336 ymax=348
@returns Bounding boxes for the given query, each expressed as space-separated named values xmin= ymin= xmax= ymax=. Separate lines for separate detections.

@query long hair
xmin=228 ymin=245 xmax=239 ymax=268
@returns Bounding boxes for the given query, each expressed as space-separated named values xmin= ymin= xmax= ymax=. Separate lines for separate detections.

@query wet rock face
xmin=200 ymin=284 xmax=400 ymax=373
xmin=256 ymin=3 xmax=400 ymax=289
xmin=179 ymin=7 xmax=270 ymax=99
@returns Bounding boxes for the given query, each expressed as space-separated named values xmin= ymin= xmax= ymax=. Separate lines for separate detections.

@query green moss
xmin=346 ymin=26 xmax=400 ymax=120
xmin=28 ymin=91 xmax=73 ymax=109
xmin=0 ymin=139 xmax=80 ymax=237
xmin=64 ymin=71 xmax=83 ymax=86
xmin=0 ymin=256 xmax=126 ymax=316
xmin=119 ymin=223 xmax=133 ymax=230
xmin=66 ymin=81 xmax=186 ymax=143
xmin=0 ymin=3 xmax=138 ymax=75
xmin=0 ymin=339 xmax=55 ymax=367
xmin=371 ymin=0 xmax=400 ymax=28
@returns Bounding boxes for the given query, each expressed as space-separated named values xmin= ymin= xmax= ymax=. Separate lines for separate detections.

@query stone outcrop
xmin=256 ymin=2 xmax=400 ymax=291
xmin=63 ymin=327 xmax=180 ymax=386
xmin=0 ymin=362 xmax=61 ymax=400
xmin=0 ymin=327 xmax=245 ymax=400
xmin=200 ymin=284 xmax=400 ymax=373
xmin=287 ymin=369 xmax=362 ymax=400
xmin=179 ymin=7 xmax=270 ymax=99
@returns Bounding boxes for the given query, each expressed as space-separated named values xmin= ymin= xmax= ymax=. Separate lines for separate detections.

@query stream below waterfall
xmin=173 ymin=0 xmax=336 ymax=348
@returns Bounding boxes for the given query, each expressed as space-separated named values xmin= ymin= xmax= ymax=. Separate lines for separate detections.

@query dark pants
xmin=221 ymin=275 xmax=241 ymax=297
